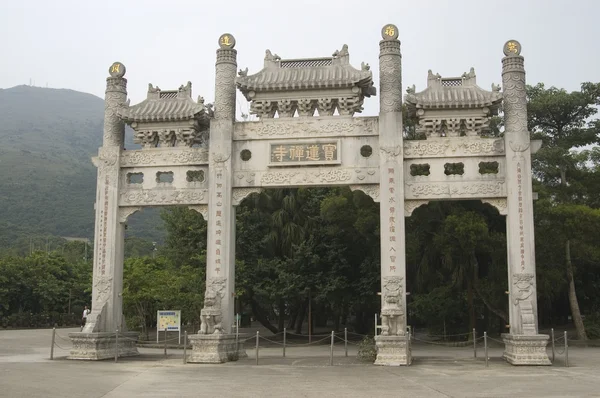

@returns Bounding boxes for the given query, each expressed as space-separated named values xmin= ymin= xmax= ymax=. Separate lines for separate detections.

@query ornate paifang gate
xmin=69 ymin=25 xmax=550 ymax=366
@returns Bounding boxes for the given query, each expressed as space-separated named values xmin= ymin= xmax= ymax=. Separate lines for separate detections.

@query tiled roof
xmin=405 ymin=69 xmax=502 ymax=110
xmin=236 ymin=46 xmax=374 ymax=99
xmin=118 ymin=82 xmax=208 ymax=123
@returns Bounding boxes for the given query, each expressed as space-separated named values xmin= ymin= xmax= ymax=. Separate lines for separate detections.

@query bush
xmin=356 ymin=335 xmax=377 ymax=363
xmin=584 ymin=313 xmax=600 ymax=340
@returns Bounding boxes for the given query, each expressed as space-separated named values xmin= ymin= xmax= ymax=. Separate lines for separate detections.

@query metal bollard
xmin=484 ymin=332 xmax=488 ymax=368
xmin=115 ymin=329 xmax=119 ymax=363
xmin=473 ymin=328 xmax=477 ymax=358
xmin=406 ymin=331 xmax=411 ymax=366
xmin=183 ymin=331 xmax=187 ymax=364
xmin=164 ymin=328 xmax=167 ymax=358
xmin=564 ymin=331 xmax=568 ymax=367
xmin=283 ymin=328 xmax=286 ymax=358
xmin=50 ymin=327 xmax=56 ymax=360
xmin=344 ymin=328 xmax=348 ymax=357
xmin=329 ymin=331 xmax=334 ymax=366
xmin=255 ymin=331 xmax=259 ymax=365
xmin=551 ymin=328 xmax=555 ymax=363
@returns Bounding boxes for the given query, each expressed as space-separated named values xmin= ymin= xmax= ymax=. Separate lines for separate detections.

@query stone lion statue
xmin=199 ymin=287 xmax=223 ymax=334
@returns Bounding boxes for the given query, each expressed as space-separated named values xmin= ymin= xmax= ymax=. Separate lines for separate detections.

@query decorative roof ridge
xmin=117 ymin=81 xmax=211 ymax=123
xmin=405 ymin=67 xmax=503 ymax=108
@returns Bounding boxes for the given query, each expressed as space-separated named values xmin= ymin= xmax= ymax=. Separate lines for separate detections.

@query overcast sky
xmin=1 ymin=0 xmax=597 ymax=117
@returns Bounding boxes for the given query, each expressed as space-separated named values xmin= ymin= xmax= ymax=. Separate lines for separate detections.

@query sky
xmin=1 ymin=0 xmax=598 ymax=118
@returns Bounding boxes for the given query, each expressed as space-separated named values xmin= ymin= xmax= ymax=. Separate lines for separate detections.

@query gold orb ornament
xmin=381 ymin=24 xmax=399 ymax=40
xmin=218 ymin=33 xmax=236 ymax=49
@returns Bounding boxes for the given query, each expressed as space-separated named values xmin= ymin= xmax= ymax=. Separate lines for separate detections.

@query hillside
xmin=0 ymin=85 xmax=161 ymax=250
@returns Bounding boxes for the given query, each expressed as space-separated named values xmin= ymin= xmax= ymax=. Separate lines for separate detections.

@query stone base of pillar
xmin=501 ymin=333 xmax=551 ymax=365
xmin=187 ymin=333 xmax=247 ymax=363
xmin=67 ymin=332 xmax=139 ymax=360
xmin=374 ymin=335 xmax=411 ymax=366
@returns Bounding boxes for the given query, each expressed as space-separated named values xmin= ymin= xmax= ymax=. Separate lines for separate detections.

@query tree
xmin=528 ymin=82 xmax=600 ymax=340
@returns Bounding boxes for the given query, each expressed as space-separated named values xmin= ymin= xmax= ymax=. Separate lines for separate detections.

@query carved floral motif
xmin=233 ymin=117 xmax=377 ymax=139
xmin=403 ymin=139 xmax=505 ymax=158
xmin=120 ymin=149 xmax=209 ymax=166
xmin=404 ymin=200 xmax=429 ymax=216
xmin=119 ymin=189 xmax=206 ymax=206
xmin=259 ymin=169 xmax=354 ymax=185
xmin=232 ymin=188 xmax=263 ymax=205
xmin=118 ymin=207 xmax=142 ymax=223
xmin=481 ymin=198 xmax=508 ymax=215
xmin=406 ymin=182 xmax=505 ymax=198
xmin=349 ymin=185 xmax=380 ymax=202
xmin=188 ymin=205 xmax=209 ymax=220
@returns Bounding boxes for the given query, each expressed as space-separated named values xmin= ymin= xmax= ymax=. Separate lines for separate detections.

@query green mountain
xmin=0 ymin=85 xmax=161 ymax=250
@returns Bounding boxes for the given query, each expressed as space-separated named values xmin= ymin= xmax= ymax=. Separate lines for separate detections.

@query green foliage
xmin=584 ymin=314 xmax=600 ymax=340
xmin=356 ymin=336 xmax=377 ymax=363
xmin=0 ymin=249 xmax=91 ymax=328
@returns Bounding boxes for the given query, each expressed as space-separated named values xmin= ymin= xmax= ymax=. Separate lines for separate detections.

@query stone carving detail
xmin=379 ymin=40 xmax=402 ymax=113
xmin=211 ymin=152 xmax=231 ymax=164
xmin=118 ymin=207 xmax=142 ymax=223
xmin=502 ymin=57 xmax=528 ymax=139
xmin=404 ymin=200 xmax=429 ymax=216
xmin=260 ymin=169 xmax=354 ymax=186
xmin=380 ymin=276 xmax=404 ymax=336
xmin=232 ymin=188 xmax=263 ymax=205
xmin=200 ymin=277 xmax=227 ymax=334
xmin=214 ymin=60 xmax=237 ymax=120
xmin=481 ymin=198 xmax=508 ymax=215
xmin=403 ymin=139 xmax=504 ymax=158
xmin=119 ymin=189 xmax=206 ymax=206
xmin=349 ymin=185 xmax=380 ymax=202
xmin=235 ymin=171 xmax=257 ymax=185
xmin=380 ymin=145 xmax=402 ymax=159
xmin=234 ymin=117 xmax=377 ymax=139
xmin=97 ymin=147 xmax=120 ymax=172
xmin=406 ymin=182 xmax=505 ymax=198
xmin=121 ymin=149 xmax=209 ymax=166
xmin=93 ymin=276 xmax=113 ymax=307
xmin=188 ymin=205 xmax=209 ymax=220
xmin=513 ymin=273 xmax=536 ymax=335
xmin=103 ymin=77 xmax=127 ymax=147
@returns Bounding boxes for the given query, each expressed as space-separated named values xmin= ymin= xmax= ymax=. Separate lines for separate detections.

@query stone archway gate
xmin=68 ymin=24 xmax=550 ymax=366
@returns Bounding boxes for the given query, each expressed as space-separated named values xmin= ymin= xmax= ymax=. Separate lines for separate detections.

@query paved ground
xmin=1 ymin=328 xmax=599 ymax=398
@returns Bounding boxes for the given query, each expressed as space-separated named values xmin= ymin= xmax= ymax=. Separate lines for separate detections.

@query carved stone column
xmin=501 ymin=41 xmax=550 ymax=365
xmin=374 ymin=24 xmax=410 ymax=366
xmin=189 ymin=34 xmax=246 ymax=363
xmin=69 ymin=62 xmax=139 ymax=360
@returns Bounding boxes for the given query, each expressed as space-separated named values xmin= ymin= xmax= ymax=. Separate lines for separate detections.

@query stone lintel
xmin=233 ymin=116 xmax=379 ymax=141
xmin=187 ymin=333 xmax=247 ymax=363
xmin=68 ymin=332 xmax=139 ymax=361
xmin=501 ymin=333 xmax=551 ymax=365
xmin=374 ymin=335 xmax=412 ymax=366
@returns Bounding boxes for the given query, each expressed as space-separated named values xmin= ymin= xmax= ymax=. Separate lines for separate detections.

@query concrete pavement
xmin=1 ymin=327 xmax=599 ymax=397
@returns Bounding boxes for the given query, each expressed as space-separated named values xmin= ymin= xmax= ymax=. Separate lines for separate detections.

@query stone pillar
xmin=374 ymin=24 xmax=410 ymax=366
xmin=69 ymin=62 xmax=139 ymax=360
xmin=189 ymin=34 xmax=246 ymax=363
xmin=500 ymin=41 xmax=550 ymax=365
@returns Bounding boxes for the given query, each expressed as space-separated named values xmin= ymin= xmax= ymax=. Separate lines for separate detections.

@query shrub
xmin=584 ymin=313 xmax=600 ymax=340
xmin=356 ymin=335 xmax=377 ymax=363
